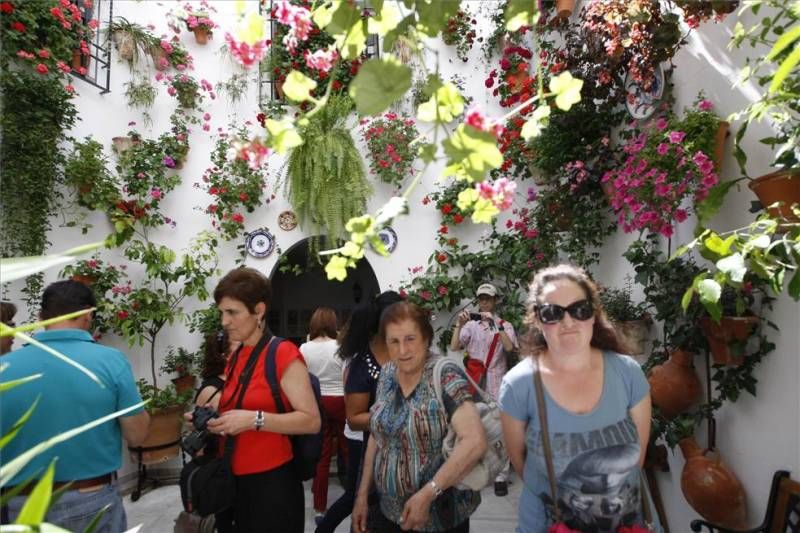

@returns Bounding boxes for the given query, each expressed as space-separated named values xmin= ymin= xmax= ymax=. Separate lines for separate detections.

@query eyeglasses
xmin=535 ymin=299 xmax=594 ymax=324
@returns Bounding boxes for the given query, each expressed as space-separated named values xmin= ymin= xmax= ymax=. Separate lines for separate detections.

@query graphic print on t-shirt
xmin=531 ymin=417 xmax=642 ymax=532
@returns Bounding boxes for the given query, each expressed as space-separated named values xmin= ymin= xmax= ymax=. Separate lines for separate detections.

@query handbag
xmin=531 ymin=356 xmax=655 ymax=533
xmin=464 ymin=332 xmax=500 ymax=392
xmin=264 ymin=336 xmax=324 ymax=482
xmin=179 ymin=335 xmax=275 ymax=517
xmin=432 ymin=356 xmax=507 ymax=491
xmin=173 ymin=510 xmax=215 ymax=533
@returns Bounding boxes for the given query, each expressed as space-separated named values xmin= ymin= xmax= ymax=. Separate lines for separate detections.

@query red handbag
xmin=464 ymin=332 xmax=500 ymax=393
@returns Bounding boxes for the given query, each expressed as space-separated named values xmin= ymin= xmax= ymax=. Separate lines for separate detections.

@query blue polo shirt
xmin=1 ymin=329 xmax=144 ymax=486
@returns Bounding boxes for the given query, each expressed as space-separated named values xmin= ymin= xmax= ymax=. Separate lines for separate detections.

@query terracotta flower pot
xmin=113 ymin=31 xmax=135 ymax=61
xmin=648 ymin=349 xmax=702 ymax=419
xmin=71 ymin=274 xmax=96 ymax=286
xmin=129 ymin=404 xmax=184 ymax=464
xmin=679 ymin=437 xmax=747 ymax=529
xmin=713 ymin=121 xmax=729 ymax=171
xmin=700 ymin=316 xmax=760 ymax=366
xmin=172 ymin=374 xmax=196 ymax=396
xmin=71 ymin=50 xmax=86 ymax=72
xmin=555 ymin=0 xmax=575 ymax=18
xmin=192 ymin=27 xmax=211 ymax=45
xmin=748 ymin=169 xmax=800 ymax=224
xmin=151 ymin=46 xmax=169 ymax=71
xmin=112 ymin=136 xmax=135 ymax=154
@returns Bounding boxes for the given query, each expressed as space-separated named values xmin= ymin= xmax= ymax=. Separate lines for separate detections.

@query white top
xmin=341 ymin=357 xmax=363 ymax=442
xmin=299 ymin=338 xmax=344 ymax=396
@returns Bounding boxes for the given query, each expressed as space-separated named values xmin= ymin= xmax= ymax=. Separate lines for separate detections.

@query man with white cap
xmin=450 ymin=282 xmax=518 ymax=496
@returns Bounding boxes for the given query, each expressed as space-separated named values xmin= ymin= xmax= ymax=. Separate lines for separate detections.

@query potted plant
xmin=603 ymin=96 xmax=725 ymax=238
xmin=361 ymin=112 xmax=419 ymax=188
xmin=673 ymin=0 xmax=738 ymax=27
xmin=150 ymin=37 xmax=194 ymax=72
xmin=599 ymin=278 xmax=653 ymax=357
xmin=183 ymin=10 xmax=215 ymax=45
xmin=124 ymin=78 xmax=157 ymax=120
xmin=730 ymin=0 xmax=799 ymax=224
xmin=60 ymin=257 xmax=129 ymax=338
xmin=697 ymin=286 xmax=762 ymax=366
xmin=105 ymin=17 xmax=154 ymax=69
xmin=133 ymin=379 xmax=192 ymax=463
xmin=442 ymin=9 xmax=477 ymax=62
xmin=160 ymin=346 xmax=199 ymax=395
xmin=158 ymin=114 xmax=191 ymax=169
xmin=64 ymin=137 xmax=121 ymax=211
xmin=425 ymin=180 xmax=475 ymax=227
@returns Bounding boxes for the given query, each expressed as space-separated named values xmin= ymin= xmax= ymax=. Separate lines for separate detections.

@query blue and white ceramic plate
xmin=624 ymin=63 xmax=665 ymax=120
xmin=245 ymin=228 xmax=276 ymax=258
xmin=372 ymin=227 xmax=398 ymax=254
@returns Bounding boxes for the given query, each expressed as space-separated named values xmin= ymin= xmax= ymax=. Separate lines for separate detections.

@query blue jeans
xmin=4 ymin=483 xmax=126 ymax=532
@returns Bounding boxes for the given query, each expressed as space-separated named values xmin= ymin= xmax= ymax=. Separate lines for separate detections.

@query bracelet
xmin=429 ymin=480 xmax=443 ymax=498
xmin=254 ymin=410 xmax=264 ymax=431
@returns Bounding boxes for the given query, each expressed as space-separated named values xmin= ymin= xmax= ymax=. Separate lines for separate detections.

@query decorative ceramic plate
xmin=372 ymin=227 xmax=398 ymax=254
xmin=278 ymin=210 xmax=298 ymax=231
xmin=624 ymin=63 xmax=665 ymax=120
xmin=245 ymin=228 xmax=276 ymax=258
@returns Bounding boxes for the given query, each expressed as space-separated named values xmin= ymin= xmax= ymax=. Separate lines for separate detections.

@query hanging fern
xmin=285 ymin=95 xmax=372 ymax=245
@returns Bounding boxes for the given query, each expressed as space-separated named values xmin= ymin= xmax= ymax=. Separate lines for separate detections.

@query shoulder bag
xmin=432 ymin=356 xmax=507 ymax=491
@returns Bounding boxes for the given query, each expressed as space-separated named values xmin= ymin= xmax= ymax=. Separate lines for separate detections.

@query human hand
xmin=206 ymin=409 xmax=253 ymax=436
xmin=398 ymin=487 xmax=434 ymax=531
xmin=457 ymin=310 xmax=470 ymax=326
xmin=352 ymin=493 xmax=369 ymax=533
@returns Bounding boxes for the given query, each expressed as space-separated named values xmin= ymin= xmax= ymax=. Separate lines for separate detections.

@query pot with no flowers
xmin=698 ymin=286 xmax=760 ymax=366
xmin=599 ymin=280 xmax=652 ymax=359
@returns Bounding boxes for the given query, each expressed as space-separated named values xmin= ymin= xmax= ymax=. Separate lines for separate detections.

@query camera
xmin=469 ymin=313 xmax=483 ymax=321
xmin=181 ymin=405 xmax=219 ymax=457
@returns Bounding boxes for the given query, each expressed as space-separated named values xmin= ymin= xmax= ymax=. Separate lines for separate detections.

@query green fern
xmin=286 ymin=95 xmax=372 ymax=244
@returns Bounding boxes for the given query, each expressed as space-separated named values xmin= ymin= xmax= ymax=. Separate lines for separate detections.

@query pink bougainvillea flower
xmin=304 ymin=47 xmax=338 ymax=74
xmin=668 ymin=130 xmax=686 ymax=144
xmin=656 ymin=143 xmax=669 ymax=156
xmin=224 ymin=32 xmax=268 ymax=69
xmin=655 ymin=117 xmax=668 ymax=130
xmin=150 ymin=187 xmax=163 ymax=199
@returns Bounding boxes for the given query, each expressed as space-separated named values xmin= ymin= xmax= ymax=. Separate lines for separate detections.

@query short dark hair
xmin=378 ymin=301 xmax=434 ymax=349
xmin=213 ymin=267 xmax=271 ymax=313
xmin=1 ymin=301 xmax=17 ymax=324
xmin=40 ymin=280 xmax=97 ymax=320
xmin=308 ymin=307 xmax=337 ymax=340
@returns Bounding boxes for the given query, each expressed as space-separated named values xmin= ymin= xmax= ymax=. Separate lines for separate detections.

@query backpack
xmin=432 ymin=356 xmax=508 ymax=491
xmin=265 ymin=337 xmax=324 ymax=481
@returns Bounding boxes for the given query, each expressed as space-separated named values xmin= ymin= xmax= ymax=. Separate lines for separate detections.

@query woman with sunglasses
xmin=499 ymin=265 xmax=659 ymax=533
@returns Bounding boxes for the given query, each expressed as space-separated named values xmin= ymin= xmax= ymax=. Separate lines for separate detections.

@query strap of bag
xmin=432 ymin=356 xmax=492 ymax=413
xmin=532 ymin=356 xmax=561 ymax=523
xmin=484 ymin=332 xmax=501 ymax=371
xmin=640 ymin=469 xmax=654 ymax=529
xmin=264 ymin=337 xmax=288 ymax=413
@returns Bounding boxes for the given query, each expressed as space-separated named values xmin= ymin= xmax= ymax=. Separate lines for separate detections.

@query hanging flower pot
xmin=679 ymin=436 xmax=747 ymax=529
xmin=71 ymin=50 xmax=83 ymax=71
xmin=712 ymin=120 xmax=729 ymax=171
xmin=151 ymin=46 xmax=169 ymax=71
xmin=113 ymin=30 xmax=136 ymax=61
xmin=648 ymin=349 xmax=702 ymax=419
xmin=112 ymin=136 xmax=137 ymax=154
xmin=700 ymin=315 xmax=760 ymax=366
xmin=617 ymin=319 xmax=652 ymax=357
xmin=192 ymin=27 xmax=211 ymax=45
xmin=748 ymin=169 xmax=800 ymax=224
xmin=555 ymin=0 xmax=576 ymax=18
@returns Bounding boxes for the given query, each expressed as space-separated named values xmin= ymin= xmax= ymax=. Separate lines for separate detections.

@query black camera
xmin=181 ymin=405 xmax=219 ymax=457
xmin=469 ymin=313 xmax=483 ymax=321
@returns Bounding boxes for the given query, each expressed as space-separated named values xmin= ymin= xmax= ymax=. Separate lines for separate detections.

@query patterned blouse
xmin=369 ymin=354 xmax=481 ymax=531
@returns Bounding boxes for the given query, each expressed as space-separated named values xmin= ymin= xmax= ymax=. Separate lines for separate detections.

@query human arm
xmin=353 ymin=434 xmax=378 ymax=533
xmin=497 ymin=319 xmax=516 ymax=353
xmin=630 ymin=393 xmax=652 ymax=467
xmin=120 ymin=411 xmax=150 ymax=447
xmin=345 ymin=391 xmax=371 ymax=431
xmin=195 ymin=384 xmax=222 ymax=410
xmin=449 ymin=311 xmax=471 ymax=351
xmin=399 ymin=401 xmax=487 ymax=530
xmin=501 ymin=412 xmax=527 ymax=480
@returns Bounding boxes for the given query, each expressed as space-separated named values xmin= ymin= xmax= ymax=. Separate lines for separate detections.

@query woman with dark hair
xmin=498 ymin=264 xmax=659 ymax=533
xmin=314 ymin=291 xmax=402 ymax=533
xmin=299 ymin=307 xmax=345 ymax=523
xmin=1 ymin=301 xmax=18 ymax=354
xmin=200 ymin=267 xmax=320 ymax=532
xmin=352 ymin=301 xmax=487 ymax=532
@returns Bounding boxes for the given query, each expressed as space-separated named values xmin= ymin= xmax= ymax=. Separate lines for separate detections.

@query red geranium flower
xmin=11 ymin=21 xmax=26 ymax=32
xmin=0 ymin=2 xmax=13 ymax=14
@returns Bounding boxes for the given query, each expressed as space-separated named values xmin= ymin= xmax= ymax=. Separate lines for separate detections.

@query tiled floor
xmin=124 ymin=476 xmax=522 ymax=532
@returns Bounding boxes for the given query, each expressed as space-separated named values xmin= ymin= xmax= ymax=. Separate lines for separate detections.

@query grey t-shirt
xmin=499 ymin=352 xmax=660 ymax=533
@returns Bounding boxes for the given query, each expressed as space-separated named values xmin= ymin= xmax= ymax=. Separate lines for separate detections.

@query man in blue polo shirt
xmin=1 ymin=280 xmax=149 ymax=531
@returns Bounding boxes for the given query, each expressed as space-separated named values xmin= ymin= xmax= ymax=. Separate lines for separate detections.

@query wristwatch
xmin=255 ymin=410 xmax=265 ymax=431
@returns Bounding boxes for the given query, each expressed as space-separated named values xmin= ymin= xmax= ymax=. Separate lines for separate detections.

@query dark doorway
xmin=268 ymin=237 xmax=381 ymax=346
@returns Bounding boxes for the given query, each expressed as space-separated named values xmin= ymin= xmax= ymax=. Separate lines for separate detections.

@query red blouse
xmin=218 ymin=340 xmax=305 ymax=475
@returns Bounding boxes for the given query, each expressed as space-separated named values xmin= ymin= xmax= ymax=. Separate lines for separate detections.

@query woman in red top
xmin=206 ymin=267 xmax=320 ymax=532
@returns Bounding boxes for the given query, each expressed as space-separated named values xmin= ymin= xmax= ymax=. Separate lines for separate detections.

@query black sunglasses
xmin=535 ymin=299 xmax=594 ymax=324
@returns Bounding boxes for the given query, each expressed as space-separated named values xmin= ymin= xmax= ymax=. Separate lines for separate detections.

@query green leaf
xmin=769 ymin=43 xmax=800 ymax=93
xmin=766 ymin=23 xmax=800 ymax=61
xmin=0 ymin=397 xmax=39 ymax=449
xmin=415 ymin=0 xmax=459 ymax=37
xmin=15 ymin=460 xmax=56 ymax=525
xmin=788 ymin=268 xmax=800 ymax=300
xmin=442 ymin=124 xmax=503 ymax=182
xmin=717 ymin=252 xmax=747 ymax=282
xmin=417 ymin=82 xmax=465 ymax=123
xmin=505 ymin=0 xmax=540 ymax=31
xmin=324 ymin=255 xmax=351 ymax=281
xmin=696 ymin=180 xmax=740 ymax=225
xmin=549 ymin=72 xmax=583 ymax=111
xmin=367 ymin=2 xmax=402 ymax=36
xmin=520 ymin=105 xmax=551 ymax=140
xmin=82 ymin=505 xmax=110 ymax=533
xmin=265 ymin=118 xmax=304 ymax=154
xmin=418 ymin=143 xmax=437 ymax=163
xmin=0 ymin=373 xmax=41 ymax=394
xmin=704 ymin=233 xmax=736 ymax=257
xmin=349 ymin=57 xmax=412 ymax=116
xmin=0 ymin=242 xmax=102 ymax=283
xmin=681 ymin=286 xmax=695 ymax=312
xmin=283 ymin=71 xmax=317 ymax=102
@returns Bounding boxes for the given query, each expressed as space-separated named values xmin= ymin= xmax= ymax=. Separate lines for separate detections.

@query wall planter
xmin=71 ymin=274 xmax=96 ymax=286
xmin=679 ymin=436 xmax=747 ymax=529
xmin=172 ymin=374 xmax=196 ymax=396
xmin=71 ymin=50 xmax=87 ymax=72
xmin=700 ymin=315 xmax=760 ymax=366
xmin=713 ymin=120 xmax=729 ymax=171
xmin=151 ymin=46 xmax=168 ymax=71
xmin=556 ymin=0 xmax=576 ymax=18
xmin=112 ymin=136 xmax=138 ymax=154
xmin=192 ymin=27 xmax=211 ymax=45
xmin=617 ymin=319 xmax=652 ymax=357
xmin=648 ymin=349 xmax=702 ymax=419
xmin=748 ymin=169 xmax=800 ymax=223
xmin=129 ymin=405 xmax=184 ymax=464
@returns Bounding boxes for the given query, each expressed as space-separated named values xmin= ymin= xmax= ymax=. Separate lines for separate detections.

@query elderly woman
xmin=353 ymin=301 xmax=487 ymax=533
xmin=499 ymin=264 xmax=660 ymax=533
xmin=205 ymin=267 xmax=320 ymax=532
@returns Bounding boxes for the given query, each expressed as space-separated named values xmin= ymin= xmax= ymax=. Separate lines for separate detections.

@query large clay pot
xmin=71 ymin=274 xmax=95 ymax=286
xmin=679 ymin=437 xmax=747 ymax=529
xmin=192 ymin=27 xmax=211 ymax=45
xmin=700 ymin=316 xmax=760 ymax=366
xmin=129 ymin=405 xmax=184 ymax=464
xmin=713 ymin=121 xmax=729 ymax=171
xmin=748 ymin=169 xmax=800 ymax=224
xmin=648 ymin=349 xmax=702 ymax=419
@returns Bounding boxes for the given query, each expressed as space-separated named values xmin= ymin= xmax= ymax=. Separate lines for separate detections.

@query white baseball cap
xmin=476 ymin=283 xmax=497 ymax=297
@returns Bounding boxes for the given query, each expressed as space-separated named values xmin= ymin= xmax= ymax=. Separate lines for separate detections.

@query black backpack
xmin=264 ymin=337 xmax=324 ymax=481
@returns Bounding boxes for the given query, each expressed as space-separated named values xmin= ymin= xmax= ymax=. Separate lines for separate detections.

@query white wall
xmin=5 ymin=0 xmax=799 ymax=526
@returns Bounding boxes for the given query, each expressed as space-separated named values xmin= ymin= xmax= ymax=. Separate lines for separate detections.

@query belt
xmin=2 ymin=473 xmax=113 ymax=497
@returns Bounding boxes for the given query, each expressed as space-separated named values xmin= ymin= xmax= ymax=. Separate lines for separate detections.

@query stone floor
xmin=124 ymin=476 xmax=522 ymax=532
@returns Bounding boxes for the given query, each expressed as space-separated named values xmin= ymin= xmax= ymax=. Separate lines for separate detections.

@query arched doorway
xmin=268 ymin=237 xmax=381 ymax=346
